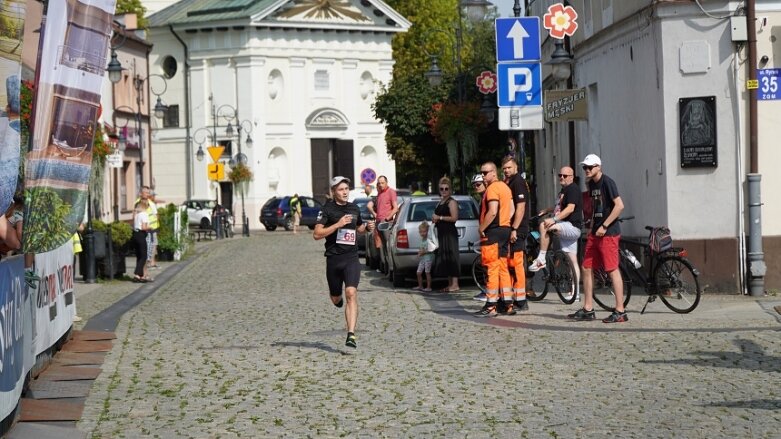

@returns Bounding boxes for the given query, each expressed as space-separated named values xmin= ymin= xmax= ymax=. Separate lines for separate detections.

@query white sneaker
xmin=528 ymin=259 xmax=546 ymax=272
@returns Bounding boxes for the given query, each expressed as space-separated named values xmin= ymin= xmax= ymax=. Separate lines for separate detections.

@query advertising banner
xmin=23 ymin=0 xmax=116 ymax=253
xmin=32 ymin=241 xmax=76 ymax=356
xmin=0 ymin=0 xmax=25 ymax=213
xmin=0 ymin=255 xmax=34 ymax=421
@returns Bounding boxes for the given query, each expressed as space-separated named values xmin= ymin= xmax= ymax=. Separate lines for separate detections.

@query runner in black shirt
xmin=314 ymin=176 xmax=374 ymax=348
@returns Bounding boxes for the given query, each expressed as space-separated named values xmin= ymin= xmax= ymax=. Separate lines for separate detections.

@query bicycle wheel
xmin=653 ymin=256 xmax=701 ymax=313
xmin=592 ymin=265 xmax=632 ymax=312
xmin=550 ymin=252 xmax=578 ymax=304
xmin=471 ymin=256 xmax=487 ymax=293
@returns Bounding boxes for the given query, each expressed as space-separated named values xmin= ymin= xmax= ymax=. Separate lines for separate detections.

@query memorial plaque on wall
xmin=679 ymin=96 xmax=717 ymax=168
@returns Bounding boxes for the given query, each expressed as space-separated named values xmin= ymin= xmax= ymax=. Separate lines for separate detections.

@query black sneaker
xmin=602 ymin=311 xmax=628 ymax=323
xmin=473 ymin=304 xmax=497 ymax=318
xmin=514 ymin=300 xmax=529 ymax=311
xmin=499 ymin=302 xmax=516 ymax=316
xmin=567 ymin=308 xmax=596 ymax=321
xmin=345 ymin=333 xmax=357 ymax=348
xmin=332 ymin=296 xmax=344 ymax=308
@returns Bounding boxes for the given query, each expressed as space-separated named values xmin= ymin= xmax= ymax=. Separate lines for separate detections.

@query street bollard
xmin=213 ymin=213 xmax=223 ymax=239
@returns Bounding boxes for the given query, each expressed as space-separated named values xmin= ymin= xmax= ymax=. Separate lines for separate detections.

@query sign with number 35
xmin=758 ymin=69 xmax=780 ymax=100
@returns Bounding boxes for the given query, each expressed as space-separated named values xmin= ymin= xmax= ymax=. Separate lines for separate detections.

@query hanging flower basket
xmin=229 ymin=163 xmax=253 ymax=192
xmin=428 ymin=101 xmax=488 ymax=172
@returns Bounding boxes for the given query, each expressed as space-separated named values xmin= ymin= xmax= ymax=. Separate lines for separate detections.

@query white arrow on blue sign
xmin=495 ymin=17 xmax=541 ymax=62
xmin=496 ymin=62 xmax=542 ymax=107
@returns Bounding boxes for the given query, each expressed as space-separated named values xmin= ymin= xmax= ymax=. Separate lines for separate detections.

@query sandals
xmin=439 ymin=287 xmax=460 ymax=293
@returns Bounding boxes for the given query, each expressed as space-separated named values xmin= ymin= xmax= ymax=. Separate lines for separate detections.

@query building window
xmin=314 ymin=69 xmax=329 ymax=91
xmin=162 ymin=104 xmax=179 ymax=128
xmin=162 ymin=56 xmax=178 ymax=79
xmin=219 ymin=139 xmax=233 ymax=158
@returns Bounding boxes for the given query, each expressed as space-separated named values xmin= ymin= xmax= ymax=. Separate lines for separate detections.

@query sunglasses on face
xmin=558 ymin=174 xmax=572 ymax=178
xmin=439 ymin=187 xmax=450 ymax=191
xmin=582 ymin=165 xmax=597 ymax=171
xmin=480 ymin=170 xmax=491 ymax=175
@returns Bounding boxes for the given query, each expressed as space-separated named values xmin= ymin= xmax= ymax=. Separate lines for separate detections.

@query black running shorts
xmin=326 ymin=253 xmax=361 ymax=296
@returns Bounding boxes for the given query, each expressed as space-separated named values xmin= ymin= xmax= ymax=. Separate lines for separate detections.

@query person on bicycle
xmin=501 ymin=156 xmax=530 ymax=314
xmin=474 ymin=162 xmax=514 ymax=318
xmin=569 ymin=154 xmax=627 ymax=323
xmin=528 ymin=166 xmax=583 ymax=299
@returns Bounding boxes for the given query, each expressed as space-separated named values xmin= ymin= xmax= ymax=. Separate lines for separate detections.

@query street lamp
xmin=547 ymin=40 xmax=573 ymax=82
xmin=192 ymin=127 xmax=213 ymax=163
xmin=217 ymin=104 xmax=254 ymax=237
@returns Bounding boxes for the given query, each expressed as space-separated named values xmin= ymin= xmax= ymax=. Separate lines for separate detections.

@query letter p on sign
xmin=507 ymin=67 xmax=532 ymax=103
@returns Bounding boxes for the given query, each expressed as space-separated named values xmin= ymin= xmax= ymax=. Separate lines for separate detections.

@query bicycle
xmin=469 ymin=213 xmax=577 ymax=305
xmin=591 ymin=217 xmax=702 ymax=314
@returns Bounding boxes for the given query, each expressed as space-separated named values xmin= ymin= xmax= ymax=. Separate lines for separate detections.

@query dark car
xmin=259 ymin=195 xmax=322 ymax=231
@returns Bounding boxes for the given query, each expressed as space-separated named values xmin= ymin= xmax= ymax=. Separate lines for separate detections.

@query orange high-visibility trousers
xmin=507 ymin=248 xmax=526 ymax=301
xmin=481 ymin=228 xmax=512 ymax=303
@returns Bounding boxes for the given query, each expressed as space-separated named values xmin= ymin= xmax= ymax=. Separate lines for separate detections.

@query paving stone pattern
xmin=78 ymin=233 xmax=781 ymax=438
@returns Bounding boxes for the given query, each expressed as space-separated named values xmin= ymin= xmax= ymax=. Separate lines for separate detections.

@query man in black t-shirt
xmin=314 ymin=176 xmax=375 ymax=348
xmin=501 ymin=156 xmax=531 ymax=314
xmin=568 ymin=154 xmax=627 ymax=324
xmin=529 ymin=166 xmax=583 ymax=299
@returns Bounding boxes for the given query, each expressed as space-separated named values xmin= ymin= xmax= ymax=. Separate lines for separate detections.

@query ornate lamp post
xmin=217 ymin=105 xmax=253 ymax=237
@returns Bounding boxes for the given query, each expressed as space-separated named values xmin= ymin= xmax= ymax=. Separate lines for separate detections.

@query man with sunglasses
xmin=501 ymin=156 xmax=531 ymax=314
xmin=569 ymin=154 xmax=627 ymax=323
xmin=528 ymin=166 xmax=583 ymax=300
xmin=474 ymin=162 xmax=514 ymax=317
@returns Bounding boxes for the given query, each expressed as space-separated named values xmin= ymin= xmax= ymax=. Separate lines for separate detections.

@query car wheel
xmin=199 ymin=217 xmax=210 ymax=229
xmin=284 ymin=216 xmax=294 ymax=231
xmin=265 ymin=224 xmax=277 ymax=231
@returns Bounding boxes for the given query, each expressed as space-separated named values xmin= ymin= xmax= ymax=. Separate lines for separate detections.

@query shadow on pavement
xmin=640 ymin=338 xmax=781 ymax=372
xmin=703 ymin=399 xmax=781 ymax=410
xmin=271 ymin=341 xmax=342 ymax=354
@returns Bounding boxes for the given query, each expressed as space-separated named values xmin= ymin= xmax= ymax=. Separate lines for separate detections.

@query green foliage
xmin=115 ymin=0 xmax=148 ymax=28
xmin=22 ymin=187 xmax=72 ymax=253
xmin=157 ymin=203 xmax=188 ymax=253
xmin=93 ymin=220 xmax=133 ymax=247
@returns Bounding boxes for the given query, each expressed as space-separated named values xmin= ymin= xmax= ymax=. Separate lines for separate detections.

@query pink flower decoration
xmin=475 ymin=71 xmax=497 ymax=95
xmin=543 ymin=3 xmax=579 ymax=39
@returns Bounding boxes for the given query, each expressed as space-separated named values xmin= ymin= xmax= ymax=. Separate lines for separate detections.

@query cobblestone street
xmin=75 ymin=233 xmax=781 ymax=438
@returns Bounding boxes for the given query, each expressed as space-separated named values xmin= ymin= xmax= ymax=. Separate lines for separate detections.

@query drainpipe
xmin=746 ymin=0 xmax=765 ymax=296
xmin=170 ymin=25 xmax=193 ymax=200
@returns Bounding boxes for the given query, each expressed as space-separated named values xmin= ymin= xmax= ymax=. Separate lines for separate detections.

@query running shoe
xmin=528 ymin=259 xmax=546 ymax=272
xmin=602 ymin=311 xmax=628 ymax=323
xmin=514 ymin=300 xmax=529 ymax=311
xmin=499 ymin=303 xmax=517 ymax=316
xmin=332 ymin=296 xmax=344 ymax=308
xmin=345 ymin=333 xmax=357 ymax=348
xmin=567 ymin=308 xmax=596 ymax=321
xmin=472 ymin=292 xmax=487 ymax=302
xmin=473 ymin=304 xmax=497 ymax=318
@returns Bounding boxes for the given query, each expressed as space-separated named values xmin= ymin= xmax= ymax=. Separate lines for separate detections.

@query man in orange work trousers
xmin=474 ymin=162 xmax=514 ymax=318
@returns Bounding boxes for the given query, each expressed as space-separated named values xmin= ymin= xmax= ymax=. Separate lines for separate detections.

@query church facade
xmin=146 ymin=0 xmax=409 ymax=225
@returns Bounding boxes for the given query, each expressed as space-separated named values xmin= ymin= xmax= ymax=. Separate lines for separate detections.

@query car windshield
xmin=406 ymin=200 xmax=478 ymax=222
xmin=200 ymin=200 xmax=217 ymax=209
xmin=262 ymin=198 xmax=280 ymax=209
xmin=354 ymin=198 xmax=371 ymax=215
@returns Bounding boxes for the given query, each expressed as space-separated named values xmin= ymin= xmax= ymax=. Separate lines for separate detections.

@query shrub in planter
xmin=157 ymin=203 xmax=189 ymax=260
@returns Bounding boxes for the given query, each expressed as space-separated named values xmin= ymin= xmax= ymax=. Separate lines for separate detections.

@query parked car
xmin=183 ymin=199 xmax=233 ymax=229
xmin=260 ymin=195 xmax=322 ymax=231
xmin=364 ymin=195 xmax=410 ymax=272
xmin=352 ymin=197 xmax=375 ymax=256
xmin=383 ymin=195 xmax=480 ymax=287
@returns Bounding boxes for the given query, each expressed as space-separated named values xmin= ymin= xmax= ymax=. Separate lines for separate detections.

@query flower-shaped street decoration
xmin=475 ymin=71 xmax=497 ymax=95
xmin=543 ymin=3 xmax=578 ymax=39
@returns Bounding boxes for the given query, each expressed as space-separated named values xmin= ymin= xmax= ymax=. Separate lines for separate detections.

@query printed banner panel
xmin=33 ymin=241 xmax=76 ymax=356
xmin=0 ymin=0 xmax=25 ymax=213
xmin=23 ymin=0 xmax=116 ymax=253
xmin=0 ymin=255 xmax=34 ymax=421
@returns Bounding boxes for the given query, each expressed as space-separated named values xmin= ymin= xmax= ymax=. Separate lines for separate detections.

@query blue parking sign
xmin=495 ymin=17 xmax=541 ymax=62
xmin=496 ymin=62 xmax=542 ymax=107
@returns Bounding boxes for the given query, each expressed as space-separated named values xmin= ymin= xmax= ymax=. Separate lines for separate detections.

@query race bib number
xmin=336 ymin=228 xmax=356 ymax=245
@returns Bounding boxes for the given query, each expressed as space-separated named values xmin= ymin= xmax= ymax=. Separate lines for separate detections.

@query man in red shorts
xmin=568 ymin=154 xmax=627 ymax=323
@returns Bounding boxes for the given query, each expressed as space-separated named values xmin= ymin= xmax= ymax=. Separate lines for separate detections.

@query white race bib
xmin=336 ymin=228 xmax=356 ymax=245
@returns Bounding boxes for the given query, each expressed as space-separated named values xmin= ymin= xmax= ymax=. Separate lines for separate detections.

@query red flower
xmin=475 ymin=71 xmax=497 ymax=95
xmin=543 ymin=3 xmax=578 ymax=39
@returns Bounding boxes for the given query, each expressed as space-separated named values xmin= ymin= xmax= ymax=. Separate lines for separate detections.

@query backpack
xmin=649 ymin=226 xmax=673 ymax=253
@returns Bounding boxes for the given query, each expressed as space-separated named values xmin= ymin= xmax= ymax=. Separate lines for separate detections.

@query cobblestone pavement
xmin=77 ymin=232 xmax=781 ymax=438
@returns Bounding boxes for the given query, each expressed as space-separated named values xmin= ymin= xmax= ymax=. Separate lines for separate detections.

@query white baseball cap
xmin=580 ymin=154 xmax=602 ymax=167
xmin=329 ymin=176 xmax=351 ymax=188
xmin=471 ymin=174 xmax=484 ymax=184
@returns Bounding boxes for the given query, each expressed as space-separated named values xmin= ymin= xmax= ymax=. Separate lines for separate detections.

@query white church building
xmin=146 ymin=0 xmax=409 ymax=227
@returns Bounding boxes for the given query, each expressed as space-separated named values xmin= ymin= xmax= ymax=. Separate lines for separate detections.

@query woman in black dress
xmin=432 ymin=177 xmax=460 ymax=292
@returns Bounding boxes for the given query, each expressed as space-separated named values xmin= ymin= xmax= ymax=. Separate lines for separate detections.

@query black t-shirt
xmin=316 ymin=200 xmax=363 ymax=257
xmin=506 ymin=173 xmax=530 ymax=236
xmin=559 ymin=183 xmax=583 ymax=229
xmin=588 ymin=174 xmax=620 ymax=236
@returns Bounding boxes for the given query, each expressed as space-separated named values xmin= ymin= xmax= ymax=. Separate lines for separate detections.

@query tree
xmin=115 ymin=0 xmax=148 ymax=28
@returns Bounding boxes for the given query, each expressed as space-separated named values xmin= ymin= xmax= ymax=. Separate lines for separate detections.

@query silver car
xmin=384 ymin=195 xmax=480 ymax=287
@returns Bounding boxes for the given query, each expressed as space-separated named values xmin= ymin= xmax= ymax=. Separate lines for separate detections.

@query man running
xmin=314 ymin=177 xmax=375 ymax=347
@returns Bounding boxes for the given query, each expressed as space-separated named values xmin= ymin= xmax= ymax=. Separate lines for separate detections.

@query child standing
xmin=413 ymin=221 xmax=435 ymax=292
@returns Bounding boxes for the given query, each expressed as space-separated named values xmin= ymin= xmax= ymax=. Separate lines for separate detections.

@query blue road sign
xmin=758 ymin=69 xmax=780 ymax=100
xmin=496 ymin=62 xmax=542 ymax=108
xmin=495 ymin=17 xmax=541 ymax=62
